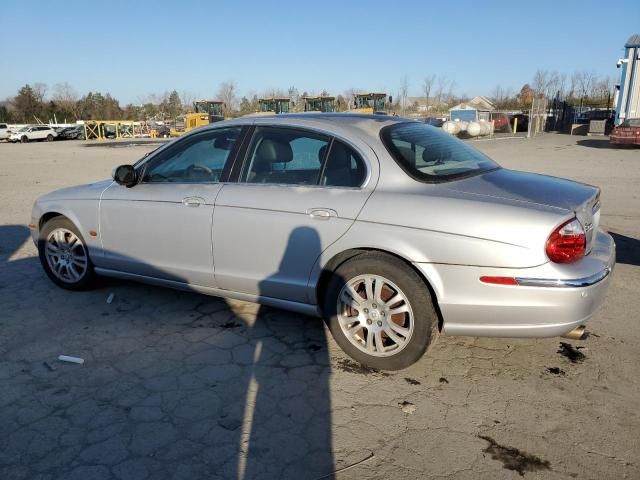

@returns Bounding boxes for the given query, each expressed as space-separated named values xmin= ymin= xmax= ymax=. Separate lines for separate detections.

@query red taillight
xmin=545 ymin=218 xmax=585 ymax=264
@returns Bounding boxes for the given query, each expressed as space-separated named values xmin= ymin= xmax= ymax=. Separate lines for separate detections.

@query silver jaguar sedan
xmin=30 ymin=114 xmax=615 ymax=370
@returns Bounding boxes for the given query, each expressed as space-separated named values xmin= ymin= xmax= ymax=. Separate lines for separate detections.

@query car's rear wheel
xmin=323 ymin=253 xmax=439 ymax=370
xmin=38 ymin=217 xmax=96 ymax=290
xmin=21 ymin=135 xmax=28 ymax=143
xmin=46 ymin=134 xmax=54 ymax=141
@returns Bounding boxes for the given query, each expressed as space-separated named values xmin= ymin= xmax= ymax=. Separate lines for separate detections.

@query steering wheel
xmin=185 ymin=163 xmax=214 ymax=179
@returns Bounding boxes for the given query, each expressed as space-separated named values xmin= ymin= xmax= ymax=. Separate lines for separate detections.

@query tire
xmin=38 ymin=217 xmax=96 ymax=290
xmin=323 ymin=252 xmax=439 ymax=370
xmin=46 ymin=134 xmax=54 ymax=141
xmin=21 ymin=135 xmax=28 ymax=143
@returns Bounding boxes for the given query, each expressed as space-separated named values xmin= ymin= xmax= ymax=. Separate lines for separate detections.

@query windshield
xmin=17 ymin=127 xmax=29 ymax=132
xmin=381 ymin=122 xmax=500 ymax=182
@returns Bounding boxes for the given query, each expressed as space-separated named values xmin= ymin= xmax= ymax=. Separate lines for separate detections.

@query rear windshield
xmin=381 ymin=122 xmax=499 ymax=182
xmin=621 ymin=118 xmax=640 ymax=127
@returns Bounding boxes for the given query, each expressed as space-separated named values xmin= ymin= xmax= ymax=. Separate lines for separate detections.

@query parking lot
xmin=0 ymin=135 xmax=639 ymax=479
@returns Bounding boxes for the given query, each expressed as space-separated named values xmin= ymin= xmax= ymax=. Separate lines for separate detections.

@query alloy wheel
xmin=337 ymin=274 xmax=414 ymax=357
xmin=44 ymin=228 xmax=88 ymax=283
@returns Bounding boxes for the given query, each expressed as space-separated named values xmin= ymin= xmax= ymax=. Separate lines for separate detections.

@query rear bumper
xmin=610 ymin=134 xmax=639 ymax=145
xmin=415 ymin=229 xmax=615 ymax=338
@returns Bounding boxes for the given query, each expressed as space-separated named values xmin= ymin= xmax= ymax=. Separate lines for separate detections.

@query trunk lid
xmin=446 ymin=168 xmax=601 ymax=253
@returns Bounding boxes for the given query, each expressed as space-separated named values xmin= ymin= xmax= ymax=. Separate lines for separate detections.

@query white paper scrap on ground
xmin=58 ymin=355 xmax=85 ymax=364
xmin=106 ymin=293 xmax=115 ymax=304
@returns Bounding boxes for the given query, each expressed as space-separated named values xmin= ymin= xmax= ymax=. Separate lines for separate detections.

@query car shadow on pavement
xmin=576 ymin=138 xmax=639 ymax=149
xmin=0 ymin=224 xmax=31 ymax=262
xmin=0 ymin=224 xmax=336 ymax=480
xmin=609 ymin=232 xmax=640 ymax=267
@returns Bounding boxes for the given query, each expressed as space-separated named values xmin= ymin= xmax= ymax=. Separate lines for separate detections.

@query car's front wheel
xmin=38 ymin=217 xmax=96 ymax=290
xmin=46 ymin=134 xmax=54 ymax=141
xmin=323 ymin=253 xmax=439 ymax=370
xmin=21 ymin=135 xmax=28 ymax=143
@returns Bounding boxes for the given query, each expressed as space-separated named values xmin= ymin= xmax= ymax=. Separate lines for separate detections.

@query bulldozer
xmin=170 ymin=100 xmax=224 ymax=137
xmin=303 ymin=96 xmax=336 ymax=113
xmin=350 ymin=93 xmax=389 ymax=114
xmin=257 ymin=97 xmax=291 ymax=115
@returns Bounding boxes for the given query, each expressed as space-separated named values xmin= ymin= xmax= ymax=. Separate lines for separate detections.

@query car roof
xmin=208 ymin=113 xmax=413 ymax=142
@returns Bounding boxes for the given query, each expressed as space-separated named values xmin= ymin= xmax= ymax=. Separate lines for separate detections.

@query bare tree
xmin=399 ymin=76 xmax=409 ymax=114
xmin=434 ymin=76 xmax=453 ymax=109
xmin=557 ymin=73 xmax=567 ymax=99
xmin=572 ymin=70 xmax=596 ymax=101
xmin=52 ymin=82 xmax=80 ymax=118
xmin=180 ymin=90 xmax=197 ymax=112
xmin=217 ymin=81 xmax=237 ymax=116
xmin=545 ymin=71 xmax=560 ymax=99
xmin=532 ymin=70 xmax=549 ymax=96
xmin=590 ymin=76 xmax=614 ymax=104
xmin=263 ymin=88 xmax=288 ymax=99
xmin=491 ymin=85 xmax=515 ymax=109
xmin=288 ymin=86 xmax=301 ymax=112
xmin=32 ymin=82 xmax=48 ymax=103
xmin=343 ymin=88 xmax=357 ymax=110
xmin=422 ymin=75 xmax=436 ymax=112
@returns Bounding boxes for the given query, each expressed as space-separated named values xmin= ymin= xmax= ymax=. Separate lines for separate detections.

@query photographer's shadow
xmin=222 ymin=226 xmax=335 ymax=479
xmin=0 ymin=224 xmax=337 ymax=480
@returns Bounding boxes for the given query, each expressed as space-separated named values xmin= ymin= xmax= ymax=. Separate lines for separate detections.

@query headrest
xmin=213 ymin=136 xmax=234 ymax=150
xmin=396 ymin=146 xmax=415 ymax=165
xmin=318 ymin=144 xmax=328 ymax=162
xmin=255 ymin=138 xmax=293 ymax=164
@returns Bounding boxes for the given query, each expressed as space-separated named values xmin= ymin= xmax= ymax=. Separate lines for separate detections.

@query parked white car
xmin=9 ymin=125 xmax=57 ymax=143
xmin=0 ymin=123 xmax=11 ymax=141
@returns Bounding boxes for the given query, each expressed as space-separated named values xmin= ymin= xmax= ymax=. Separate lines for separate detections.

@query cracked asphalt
xmin=1 ymin=135 xmax=639 ymax=479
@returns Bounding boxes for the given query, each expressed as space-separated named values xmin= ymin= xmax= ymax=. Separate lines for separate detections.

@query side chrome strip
xmin=515 ymin=266 xmax=612 ymax=288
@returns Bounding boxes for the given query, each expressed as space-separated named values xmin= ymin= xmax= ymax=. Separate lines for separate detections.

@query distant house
xmin=449 ymin=96 xmax=496 ymax=122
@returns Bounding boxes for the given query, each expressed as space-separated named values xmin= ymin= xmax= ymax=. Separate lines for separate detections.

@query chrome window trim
xmin=515 ymin=266 xmax=612 ymax=288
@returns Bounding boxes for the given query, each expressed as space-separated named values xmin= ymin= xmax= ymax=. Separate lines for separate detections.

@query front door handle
xmin=306 ymin=207 xmax=337 ymax=220
xmin=183 ymin=196 xmax=204 ymax=207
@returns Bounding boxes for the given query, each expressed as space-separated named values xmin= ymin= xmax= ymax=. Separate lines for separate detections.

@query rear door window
xmin=240 ymin=127 xmax=330 ymax=185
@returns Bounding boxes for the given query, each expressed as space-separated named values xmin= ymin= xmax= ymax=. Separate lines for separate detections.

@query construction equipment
xmin=257 ymin=97 xmax=291 ymax=115
xmin=303 ymin=96 xmax=336 ymax=113
xmin=351 ymin=93 xmax=389 ymax=114
xmin=170 ymin=100 xmax=224 ymax=137
xmin=194 ymin=100 xmax=225 ymax=122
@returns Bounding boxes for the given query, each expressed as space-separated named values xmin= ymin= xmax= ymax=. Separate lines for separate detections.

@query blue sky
xmin=1 ymin=0 xmax=638 ymax=104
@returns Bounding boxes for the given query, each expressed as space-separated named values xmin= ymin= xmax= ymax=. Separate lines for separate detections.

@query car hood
xmin=445 ymin=168 xmax=598 ymax=212
xmin=37 ymin=179 xmax=113 ymax=202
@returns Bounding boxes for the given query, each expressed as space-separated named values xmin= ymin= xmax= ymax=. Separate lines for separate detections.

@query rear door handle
xmin=306 ymin=207 xmax=337 ymax=220
xmin=183 ymin=196 xmax=204 ymax=207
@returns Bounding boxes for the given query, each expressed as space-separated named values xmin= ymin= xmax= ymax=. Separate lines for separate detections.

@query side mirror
xmin=113 ymin=164 xmax=138 ymax=188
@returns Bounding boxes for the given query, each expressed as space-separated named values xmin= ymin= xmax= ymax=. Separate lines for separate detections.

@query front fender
xmin=32 ymin=200 xmax=101 ymax=255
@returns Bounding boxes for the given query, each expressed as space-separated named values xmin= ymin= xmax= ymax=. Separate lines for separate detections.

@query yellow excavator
xmin=170 ymin=100 xmax=224 ymax=136
xmin=303 ymin=96 xmax=336 ymax=112
xmin=350 ymin=92 xmax=389 ymax=114
xmin=256 ymin=97 xmax=291 ymax=115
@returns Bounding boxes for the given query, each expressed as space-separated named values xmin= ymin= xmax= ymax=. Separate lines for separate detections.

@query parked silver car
xmin=30 ymin=114 xmax=615 ymax=369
